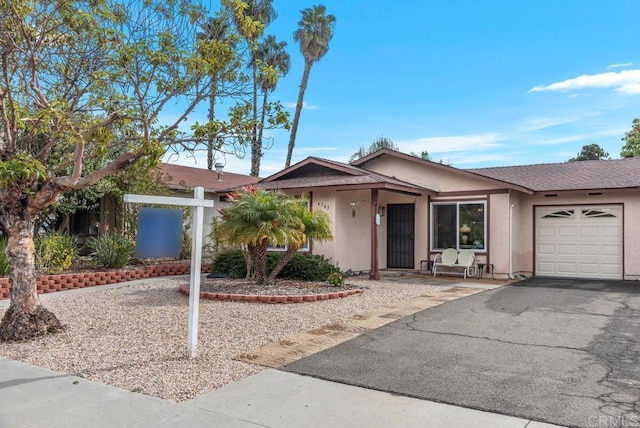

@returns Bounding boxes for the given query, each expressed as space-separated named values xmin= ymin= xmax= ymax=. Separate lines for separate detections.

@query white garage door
xmin=535 ymin=205 xmax=622 ymax=279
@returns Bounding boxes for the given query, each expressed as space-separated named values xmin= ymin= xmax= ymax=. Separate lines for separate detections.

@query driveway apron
xmin=282 ymin=278 xmax=640 ymax=428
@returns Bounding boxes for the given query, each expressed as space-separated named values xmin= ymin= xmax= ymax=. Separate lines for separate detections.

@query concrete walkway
xmin=0 ymin=357 xmax=561 ymax=428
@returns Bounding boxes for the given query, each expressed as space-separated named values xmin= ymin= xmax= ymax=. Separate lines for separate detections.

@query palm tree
xmin=267 ymin=199 xmax=332 ymax=282
xmin=255 ymin=35 xmax=290 ymax=153
xmin=285 ymin=5 xmax=336 ymax=169
xmin=197 ymin=15 xmax=234 ymax=170
xmin=231 ymin=0 xmax=277 ymax=176
xmin=216 ymin=186 xmax=302 ymax=285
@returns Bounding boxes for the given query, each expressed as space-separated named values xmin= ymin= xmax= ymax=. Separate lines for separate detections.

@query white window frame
xmin=267 ymin=198 xmax=311 ymax=252
xmin=430 ymin=200 xmax=487 ymax=252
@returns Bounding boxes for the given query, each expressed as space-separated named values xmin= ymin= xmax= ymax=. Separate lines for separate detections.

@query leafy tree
xmin=568 ymin=144 xmax=610 ymax=162
xmin=410 ymin=150 xmax=431 ymax=160
xmin=620 ymin=118 xmax=640 ymax=158
xmin=285 ymin=5 xmax=336 ymax=169
xmin=216 ymin=186 xmax=332 ymax=285
xmin=0 ymin=0 xmax=248 ymax=340
xmin=197 ymin=14 xmax=239 ymax=171
xmin=350 ymin=137 xmax=399 ymax=162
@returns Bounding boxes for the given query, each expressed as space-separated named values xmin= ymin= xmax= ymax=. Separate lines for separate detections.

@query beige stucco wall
xmin=362 ymin=156 xmax=499 ymax=192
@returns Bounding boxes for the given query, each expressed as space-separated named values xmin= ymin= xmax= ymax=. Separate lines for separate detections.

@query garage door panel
xmin=537 ymin=244 xmax=555 ymax=255
xmin=537 ymin=226 xmax=556 ymax=237
xmin=536 ymin=262 xmax=555 ymax=274
xmin=579 ymin=263 xmax=598 ymax=275
xmin=602 ymin=245 xmax=621 ymax=256
xmin=558 ymin=244 xmax=577 ymax=255
xmin=578 ymin=245 xmax=598 ymax=256
xmin=602 ymin=264 xmax=622 ymax=275
xmin=558 ymin=226 xmax=577 ymax=237
xmin=535 ymin=205 xmax=622 ymax=280
xmin=602 ymin=226 xmax=622 ymax=237
xmin=557 ymin=262 xmax=578 ymax=274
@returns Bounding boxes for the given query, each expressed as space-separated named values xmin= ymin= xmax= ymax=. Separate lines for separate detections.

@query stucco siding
xmin=334 ymin=190 xmax=372 ymax=271
xmin=309 ymin=191 xmax=338 ymax=265
xmin=363 ymin=156 xmax=501 ymax=192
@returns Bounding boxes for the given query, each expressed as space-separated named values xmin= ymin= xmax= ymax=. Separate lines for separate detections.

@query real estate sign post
xmin=124 ymin=187 xmax=213 ymax=358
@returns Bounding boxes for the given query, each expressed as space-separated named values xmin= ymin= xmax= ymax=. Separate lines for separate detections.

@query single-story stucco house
xmin=257 ymin=148 xmax=640 ymax=281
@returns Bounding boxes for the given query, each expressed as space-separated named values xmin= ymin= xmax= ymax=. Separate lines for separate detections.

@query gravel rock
xmin=0 ymin=277 xmax=445 ymax=402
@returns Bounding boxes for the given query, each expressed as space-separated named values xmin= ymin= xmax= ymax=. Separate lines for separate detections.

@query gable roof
xmin=259 ymin=156 xmax=430 ymax=196
xmin=351 ymin=148 xmax=534 ymax=194
xmin=469 ymin=157 xmax=640 ymax=192
xmin=157 ymin=163 xmax=259 ymax=193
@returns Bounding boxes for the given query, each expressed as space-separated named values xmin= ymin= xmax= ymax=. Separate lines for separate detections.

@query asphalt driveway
xmin=283 ymin=278 xmax=640 ymax=428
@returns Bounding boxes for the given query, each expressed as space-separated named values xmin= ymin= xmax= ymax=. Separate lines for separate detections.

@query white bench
xmin=433 ymin=248 xmax=476 ymax=279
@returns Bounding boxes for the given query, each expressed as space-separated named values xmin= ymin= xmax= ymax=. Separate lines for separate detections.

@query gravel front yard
xmin=0 ymin=277 xmax=446 ymax=402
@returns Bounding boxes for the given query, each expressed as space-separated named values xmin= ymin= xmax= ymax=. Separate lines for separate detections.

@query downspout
xmin=509 ymin=204 xmax=515 ymax=279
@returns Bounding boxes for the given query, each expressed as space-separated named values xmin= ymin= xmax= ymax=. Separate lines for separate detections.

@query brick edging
xmin=178 ymin=283 xmax=363 ymax=303
xmin=0 ymin=263 xmax=212 ymax=300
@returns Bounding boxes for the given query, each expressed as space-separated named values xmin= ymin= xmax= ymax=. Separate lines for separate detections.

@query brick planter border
xmin=0 ymin=263 xmax=212 ymax=300
xmin=178 ymin=282 xmax=363 ymax=303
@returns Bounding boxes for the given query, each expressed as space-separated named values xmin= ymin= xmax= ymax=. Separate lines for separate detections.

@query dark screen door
xmin=387 ymin=204 xmax=415 ymax=268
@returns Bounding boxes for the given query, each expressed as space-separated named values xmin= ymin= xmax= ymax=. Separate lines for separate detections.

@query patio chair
xmin=432 ymin=248 xmax=458 ymax=277
xmin=433 ymin=248 xmax=477 ymax=279
xmin=456 ymin=249 xmax=476 ymax=279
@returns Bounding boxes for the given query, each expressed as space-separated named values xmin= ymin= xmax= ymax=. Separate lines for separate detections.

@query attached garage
xmin=535 ymin=205 xmax=623 ymax=279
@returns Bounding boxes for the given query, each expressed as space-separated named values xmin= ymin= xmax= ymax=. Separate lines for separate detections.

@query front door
xmin=387 ymin=203 xmax=415 ymax=268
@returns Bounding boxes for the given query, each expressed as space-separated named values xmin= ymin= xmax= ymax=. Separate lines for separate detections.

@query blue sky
xmin=166 ymin=0 xmax=640 ymax=176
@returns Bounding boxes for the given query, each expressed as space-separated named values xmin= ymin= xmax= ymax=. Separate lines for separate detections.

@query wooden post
xmin=370 ymin=189 xmax=380 ymax=280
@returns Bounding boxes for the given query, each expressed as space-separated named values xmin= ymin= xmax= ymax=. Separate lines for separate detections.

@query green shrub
xmin=88 ymin=233 xmax=135 ymax=269
xmin=278 ymin=254 xmax=335 ymax=281
xmin=211 ymin=250 xmax=247 ymax=278
xmin=327 ymin=271 xmax=345 ymax=287
xmin=211 ymin=250 xmax=338 ymax=282
xmin=35 ymin=232 xmax=77 ymax=274
xmin=180 ymin=223 xmax=191 ymax=259
xmin=0 ymin=237 xmax=9 ymax=275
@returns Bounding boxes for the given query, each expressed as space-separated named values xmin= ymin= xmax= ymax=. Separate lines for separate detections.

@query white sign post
xmin=124 ymin=186 xmax=214 ymax=358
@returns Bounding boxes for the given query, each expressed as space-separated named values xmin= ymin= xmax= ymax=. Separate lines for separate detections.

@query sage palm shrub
xmin=88 ymin=234 xmax=135 ymax=269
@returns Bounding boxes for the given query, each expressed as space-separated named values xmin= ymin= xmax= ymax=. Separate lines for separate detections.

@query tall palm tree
xmin=197 ymin=15 xmax=234 ymax=170
xmin=267 ymin=199 xmax=332 ymax=282
xmin=231 ymin=0 xmax=277 ymax=176
xmin=255 ymin=35 xmax=290 ymax=152
xmin=285 ymin=5 xmax=336 ymax=168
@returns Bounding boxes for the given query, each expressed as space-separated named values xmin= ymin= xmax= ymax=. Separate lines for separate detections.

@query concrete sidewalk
xmin=0 ymin=357 xmax=562 ymax=428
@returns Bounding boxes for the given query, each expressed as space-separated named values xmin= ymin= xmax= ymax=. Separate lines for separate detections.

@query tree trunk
xmin=285 ymin=60 xmax=313 ymax=169
xmin=250 ymin=60 xmax=261 ymax=177
xmin=257 ymin=90 xmax=268 ymax=152
xmin=0 ymin=214 xmax=63 ymax=341
xmin=248 ymin=241 xmax=268 ymax=285
xmin=267 ymin=246 xmax=296 ymax=282
xmin=207 ymin=82 xmax=218 ymax=171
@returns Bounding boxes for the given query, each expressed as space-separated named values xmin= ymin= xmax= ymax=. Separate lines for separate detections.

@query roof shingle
xmin=469 ymin=158 xmax=640 ymax=192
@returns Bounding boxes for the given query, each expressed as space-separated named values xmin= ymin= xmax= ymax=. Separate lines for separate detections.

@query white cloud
xmin=529 ymin=69 xmax=640 ymax=95
xmin=518 ymin=116 xmax=581 ymax=132
xmin=398 ymin=133 xmax=504 ymax=154
xmin=533 ymin=128 xmax=627 ymax=146
xmin=283 ymin=102 xmax=320 ymax=110
xmin=607 ymin=62 xmax=633 ymax=69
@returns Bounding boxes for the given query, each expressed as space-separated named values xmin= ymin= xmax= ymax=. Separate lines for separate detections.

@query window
xmin=267 ymin=198 xmax=311 ymax=252
xmin=431 ymin=202 xmax=486 ymax=251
